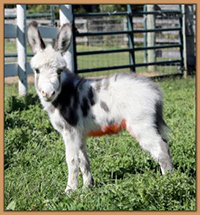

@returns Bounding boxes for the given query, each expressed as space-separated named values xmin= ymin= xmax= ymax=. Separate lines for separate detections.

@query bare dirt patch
xmin=5 ymin=71 xmax=164 ymax=85
xmin=5 ymin=75 xmax=35 ymax=85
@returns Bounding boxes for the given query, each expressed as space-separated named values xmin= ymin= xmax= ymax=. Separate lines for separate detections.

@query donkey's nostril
xmin=41 ymin=90 xmax=55 ymax=100
xmin=42 ymin=90 xmax=47 ymax=97
xmin=51 ymin=91 xmax=55 ymax=97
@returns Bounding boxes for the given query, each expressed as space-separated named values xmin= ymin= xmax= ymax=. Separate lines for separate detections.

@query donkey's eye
xmin=57 ymin=69 xmax=62 ymax=75
xmin=35 ymin=69 xmax=40 ymax=74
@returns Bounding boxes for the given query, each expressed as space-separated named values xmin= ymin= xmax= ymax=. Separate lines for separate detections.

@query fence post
xmin=178 ymin=5 xmax=184 ymax=75
xmin=182 ymin=4 xmax=195 ymax=77
xmin=143 ymin=5 xmax=148 ymax=64
xmin=147 ymin=5 xmax=156 ymax=72
xmin=50 ymin=5 xmax=55 ymax=26
xmin=17 ymin=5 xmax=27 ymax=96
xmin=59 ymin=5 xmax=75 ymax=73
xmin=127 ymin=5 xmax=136 ymax=72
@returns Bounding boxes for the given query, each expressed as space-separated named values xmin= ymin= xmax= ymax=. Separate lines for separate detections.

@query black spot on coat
xmin=88 ymin=86 xmax=95 ymax=106
xmin=100 ymin=101 xmax=109 ymax=112
xmin=81 ymin=97 xmax=90 ymax=117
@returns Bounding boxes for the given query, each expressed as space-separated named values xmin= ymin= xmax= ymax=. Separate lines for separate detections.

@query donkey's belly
xmin=88 ymin=119 xmax=126 ymax=137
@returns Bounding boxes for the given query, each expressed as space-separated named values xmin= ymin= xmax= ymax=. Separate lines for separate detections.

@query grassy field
xmin=4 ymin=76 xmax=196 ymax=211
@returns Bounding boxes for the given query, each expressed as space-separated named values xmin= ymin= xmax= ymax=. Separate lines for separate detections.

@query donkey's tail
xmin=155 ymin=101 xmax=170 ymax=142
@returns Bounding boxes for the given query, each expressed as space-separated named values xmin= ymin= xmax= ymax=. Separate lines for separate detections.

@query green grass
xmin=77 ymin=45 xmax=179 ymax=76
xmin=4 ymin=76 xmax=196 ymax=211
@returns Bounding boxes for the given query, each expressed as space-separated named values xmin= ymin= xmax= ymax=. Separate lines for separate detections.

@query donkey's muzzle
xmin=42 ymin=90 xmax=55 ymax=101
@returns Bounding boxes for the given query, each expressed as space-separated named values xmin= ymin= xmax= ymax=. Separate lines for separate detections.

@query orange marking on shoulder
xmin=88 ymin=119 xmax=126 ymax=137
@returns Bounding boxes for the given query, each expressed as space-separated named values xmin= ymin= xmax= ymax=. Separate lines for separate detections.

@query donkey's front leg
xmin=63 ymin=131 xmax=81 ymax=193
xmin=79 ymin=142 xmax=94 ymax=188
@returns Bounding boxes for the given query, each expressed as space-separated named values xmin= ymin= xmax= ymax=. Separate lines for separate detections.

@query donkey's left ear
xmin=54 ymin=23 xmax=72 ymax=54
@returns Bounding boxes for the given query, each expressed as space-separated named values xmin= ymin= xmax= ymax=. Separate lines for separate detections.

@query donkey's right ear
xmin=27 ymin=21 xmax=46 ymax=53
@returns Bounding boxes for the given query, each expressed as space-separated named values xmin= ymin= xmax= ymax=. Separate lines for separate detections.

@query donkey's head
xmin=27 ymin=21 xmax=72 ymax=102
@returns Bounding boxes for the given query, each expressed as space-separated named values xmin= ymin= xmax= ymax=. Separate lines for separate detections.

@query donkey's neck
xmin=40 ymin=70 xmax=89 ymax=127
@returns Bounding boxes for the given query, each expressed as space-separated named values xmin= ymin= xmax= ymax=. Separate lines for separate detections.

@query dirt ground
xmin=5 ymin=75 xmax=35 ymax=85
xmin=5 ymin=71 xmax=164 ymax=85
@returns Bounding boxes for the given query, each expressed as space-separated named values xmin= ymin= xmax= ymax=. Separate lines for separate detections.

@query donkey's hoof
xmin=64 ymin=186 xmax=76 ymax=195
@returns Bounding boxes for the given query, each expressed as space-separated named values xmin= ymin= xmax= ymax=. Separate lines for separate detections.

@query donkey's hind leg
xmin=127 ymin=123 xmax=173 ymax=174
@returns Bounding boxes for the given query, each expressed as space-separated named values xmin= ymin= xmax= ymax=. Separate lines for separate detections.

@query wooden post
xmin=17 ymin=5 xmax=27 ymax=96
xmin=147 ymin=5 xmax=156 ymax=72
xmin=143 ymin=5 xmax=148 ymax=64
xmin=127 ymin=5 xmax=136 ymax=72
xmin=59 ymin=5 xmax=75 ymax=73
xmin=182 ymin=4 xmax=195 ymax=77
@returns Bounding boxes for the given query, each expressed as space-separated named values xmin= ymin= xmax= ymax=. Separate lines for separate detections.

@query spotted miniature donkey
xmin=27 ymin=21 xmax=173 ymax=194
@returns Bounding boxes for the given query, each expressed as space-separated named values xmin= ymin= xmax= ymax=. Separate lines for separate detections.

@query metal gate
xmin=72 ymin=5 xmax=184 ymax=78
